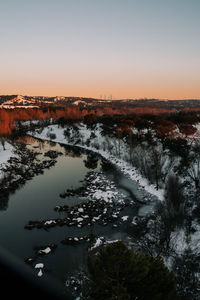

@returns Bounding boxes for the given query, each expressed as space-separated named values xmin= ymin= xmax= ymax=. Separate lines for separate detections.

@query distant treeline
xmin=1 ymin=101 xmax=200 ymax=135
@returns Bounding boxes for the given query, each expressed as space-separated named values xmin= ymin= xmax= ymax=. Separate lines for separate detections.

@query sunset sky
xmin=0 ymin=0 xmax=200 ymax=99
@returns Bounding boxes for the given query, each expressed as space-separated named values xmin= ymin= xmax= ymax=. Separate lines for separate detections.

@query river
xmin=0 ymin=136 xmax=155 ymax=287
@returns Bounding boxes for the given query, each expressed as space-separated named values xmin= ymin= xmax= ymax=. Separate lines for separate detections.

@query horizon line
xmin=1 ymin=94 xmax=200 ymax=101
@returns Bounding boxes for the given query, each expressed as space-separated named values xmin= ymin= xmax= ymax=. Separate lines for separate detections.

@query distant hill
xmin=1 ymin=94 xmax=200 ymax=109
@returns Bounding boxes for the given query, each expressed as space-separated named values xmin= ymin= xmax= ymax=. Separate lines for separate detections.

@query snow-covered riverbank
xmin=0 ymin=141 xmax=17 ymax=180
xmin=0 ymin=138 xmax=58 ymax=204
xmin=28 ymin=124 xmax=164 ymax=203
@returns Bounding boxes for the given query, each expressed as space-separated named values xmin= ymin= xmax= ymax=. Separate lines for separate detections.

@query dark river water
xmin=0 ymin=136 xmax=154 ymax=287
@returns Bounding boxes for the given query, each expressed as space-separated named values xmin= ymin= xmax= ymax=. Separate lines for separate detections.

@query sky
xmin=0 ymin=0 xmax=200 ymax=99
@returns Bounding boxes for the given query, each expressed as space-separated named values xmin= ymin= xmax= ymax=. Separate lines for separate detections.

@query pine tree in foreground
xmin=86 ymin=241 xmax=178 ymax=300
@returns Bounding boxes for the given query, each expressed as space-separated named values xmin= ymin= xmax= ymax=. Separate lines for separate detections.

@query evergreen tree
xmin=87 ymin=241 xmax=177 ymax=300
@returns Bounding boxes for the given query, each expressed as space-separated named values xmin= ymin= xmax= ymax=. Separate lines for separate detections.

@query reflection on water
xmin=83 ymin=154 xmax=98 ymax=169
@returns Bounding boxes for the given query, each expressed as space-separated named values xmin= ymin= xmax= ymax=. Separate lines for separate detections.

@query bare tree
xmin=187 ymin=158 xmax=200 ymax=189
xmin=187 ymin=139 xmax=200 ymax=189
xmin=0 ymin=137 xmax=6 ymax=150
xmin=133 ymin=216 xmax=173 ymax=258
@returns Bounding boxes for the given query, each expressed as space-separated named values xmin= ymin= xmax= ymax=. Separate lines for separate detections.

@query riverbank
xmin=28 ymin=124 xmax=164 ymax=203
xmin=0 ymin=141 xmax=16 ymax=179
xmin=0 ymin=138 xmax=60 ymax=207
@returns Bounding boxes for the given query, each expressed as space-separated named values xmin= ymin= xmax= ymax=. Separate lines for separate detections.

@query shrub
xmin=49 ymin=133 xmax=56 ymax=140
xmin=178 ymin=124 xmax=197 ymax=136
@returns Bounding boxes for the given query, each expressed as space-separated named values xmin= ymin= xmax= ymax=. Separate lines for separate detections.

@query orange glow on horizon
xmin=1 ymin=80 xmax=200 ymax=100
xmin=1 ymin=59 xmax=200 ymax=100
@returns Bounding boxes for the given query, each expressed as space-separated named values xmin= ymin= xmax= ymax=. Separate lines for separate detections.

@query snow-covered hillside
xmin=0 ymin=95 xmax=39 ymax=109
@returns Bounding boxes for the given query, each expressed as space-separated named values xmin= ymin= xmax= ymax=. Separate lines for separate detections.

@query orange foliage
xmin=155 ymin=120 xmax=176 ymax=137
xmin=116 ymin=123 xmax=132 ymax=136
xmin=178 ymin=124 xmax=197 ymax=136
xmin=1 ymin=103 xmax=200 ymax=135
xmin=0 ymin=106 xmax=115 ymax=135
